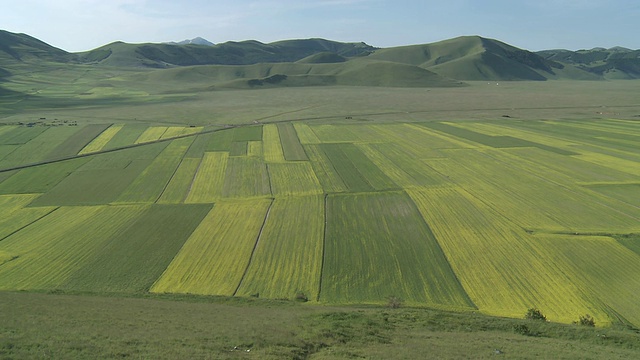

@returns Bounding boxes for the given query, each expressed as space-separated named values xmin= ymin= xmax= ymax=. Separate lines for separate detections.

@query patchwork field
xmin=0 ymin=110 xmax=638 ymax=329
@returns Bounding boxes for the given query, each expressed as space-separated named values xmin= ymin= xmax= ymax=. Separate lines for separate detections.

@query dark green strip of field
xmin=320 ymin=143 xmax=398 ymax=192
xmin=62 ymin=203 xmax=212 ymax=293
xmin=184 ymin=129 xmax=234 ymax=158
xmin=615 ymin=234 xmax=640 ymax=258
xmin=229 ymin=141 xmax=248 ymax=156
xmin=222 ymin=157 xmax=271 ymax=198
xmin=117 ymin=137 xmax=193 ymax=203
xmin=232 ymin=125 xmax=263 ymax=142
xmin=45 ymin=123 xmax=111 ymax=160
xmin=321 ymin=191 xmax=474 ymax=307
xmin=28 ymin=160 xmax=152 ymax=206
xmin=420 ymin=122 xmax=576 ymax=155
xmin=0 ymin=126 xmax=48 ymax=145
xmin=102 ymin=124 xmax=148 ymax=150
xmin=207 ymin=129 xmax=234 ymax=151
xmin=0 ymin=126 xmax=87 ymax=168
xmin=28 ymin=142 xmax=170 ymax=205
xmin=0 ymin=145 xmax=19 ymax=161
xmin=277 ymin=123 xmax=308 ymax=161
xmin=320 ymin=143 xmax=373 ymax=192
xmin=0 ymin=158 xmax=89 ymax=195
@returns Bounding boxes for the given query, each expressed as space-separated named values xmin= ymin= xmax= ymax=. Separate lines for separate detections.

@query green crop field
xmin=0 ymin=63 xmax=640 ymax=358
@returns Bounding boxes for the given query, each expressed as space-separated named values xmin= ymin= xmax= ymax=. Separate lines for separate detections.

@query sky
xmin=2 ymin=0 xmax=639 ymax=52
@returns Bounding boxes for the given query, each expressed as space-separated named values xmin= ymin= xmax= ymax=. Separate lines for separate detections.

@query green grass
xmin=3 ymin=291 xmax=640 ymax=360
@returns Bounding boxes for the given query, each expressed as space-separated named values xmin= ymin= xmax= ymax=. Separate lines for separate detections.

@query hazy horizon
xmin=3 ymin=0 xmax=639 ymax=52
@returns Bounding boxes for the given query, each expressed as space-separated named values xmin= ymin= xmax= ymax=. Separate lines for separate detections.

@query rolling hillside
xmin=538 ymin=47 xmax=640 ymax=79
xmin=367 ymin=35 xmax=602 ymax=81
xmin=77 ymin=38 xmax=377 ymax=68
xmin=131 ymin=59 xmax=464 ymax=89
xmin=0 ymin=29 xmax=639 ymax=87
xmin=0 ymin=30 xmax=72 ymax=64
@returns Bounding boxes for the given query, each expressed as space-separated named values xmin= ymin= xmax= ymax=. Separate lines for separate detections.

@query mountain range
xmin=1 ymin=29 xmax=639 ymax=89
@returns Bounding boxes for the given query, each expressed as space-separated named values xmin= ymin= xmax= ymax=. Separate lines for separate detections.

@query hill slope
xmin=78 ymin=38 xmax=377 ymax=68
xmin=0 ymin=30 xmax=72 ymax=64
xmin=132 ymin=58 xmax=464 ymax=89
xmin=538 ymin=47 xmax=640 ymax=79
xmin=368 ymin=36 xmax=600 ymax=81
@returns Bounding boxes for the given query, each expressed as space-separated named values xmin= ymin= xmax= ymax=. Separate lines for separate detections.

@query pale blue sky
xmin=3 ymin=0 xmax=639 ymax=52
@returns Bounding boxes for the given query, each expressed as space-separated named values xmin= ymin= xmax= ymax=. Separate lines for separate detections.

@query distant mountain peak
xmin=167 ymin=37 xmax=215 ymax=46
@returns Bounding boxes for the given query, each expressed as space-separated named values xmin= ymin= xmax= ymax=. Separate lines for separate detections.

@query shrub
xmin=387 ymin=296 xmax=403 ymax=309
xmin=575 ymin=314 xmax=596 ymax=327
xmin=525 ymin=308 xmax=547 ymax=321
xmin=295 ymin=292 xmax=309 ymax=302
xmin=513 ymin=324 xmax=531 ymax=336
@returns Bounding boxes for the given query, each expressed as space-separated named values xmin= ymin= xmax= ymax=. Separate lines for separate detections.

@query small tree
xmin=525 ymin=308 xmax=547 ymax=321
xmin=575 ymin=314 xmax=596 ymax=327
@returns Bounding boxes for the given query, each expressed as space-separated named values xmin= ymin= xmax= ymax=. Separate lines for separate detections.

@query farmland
xmin=0 ymin=78 xmax=640 ymax=360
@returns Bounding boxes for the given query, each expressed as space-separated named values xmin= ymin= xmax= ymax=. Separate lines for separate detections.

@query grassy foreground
xmin=1 ymin=291 xmax=639 ymax=359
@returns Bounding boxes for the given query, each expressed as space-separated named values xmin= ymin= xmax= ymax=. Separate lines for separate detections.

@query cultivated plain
xmin=1 ymin=31 xmax=640 ymax=358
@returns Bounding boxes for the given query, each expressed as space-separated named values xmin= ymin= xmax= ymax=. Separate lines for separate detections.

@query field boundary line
xmin=265 ymin=164 xmax=274 ymax=197
xmin=155 ymin=157 xmax=187 ymax=204
xmin=233 ymin=198 xmax=275 ymax=296
xmin=0 ymin=206 xmax=59 ymax=243
xmin=316 ymin=193 xmax=328 ymax=302
xmin=0 ymin=125 xmax=238 ymax=174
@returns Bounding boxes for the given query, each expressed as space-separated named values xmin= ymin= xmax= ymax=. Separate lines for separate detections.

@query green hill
xmin=368 ymin=36 xmax=579 ymax=81
xmin=77 ymin=38 xmax=377 ymax=68
xmin=132 ymin=58 xmax=464 ymax=89
xmin=0 ymin=30 xmax=72 ymax=64
xmin=537 ymin=48 xmax=640 ymax=79
xmin=296 ymin=51 xmax=347 ymax=64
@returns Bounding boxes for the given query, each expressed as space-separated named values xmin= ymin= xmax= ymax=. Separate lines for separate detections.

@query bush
xmin=575 ymin=314 xmax=596 ymax=327
xmin=295 ymin=292 xmax=309 ymax=302
xmin=525 ymin=308 xmax=547 ymax=321
xmin=513 ymin=324 xmax=531 ymax=336
xmin=387 ymin=296 xmax=403 ymax=309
